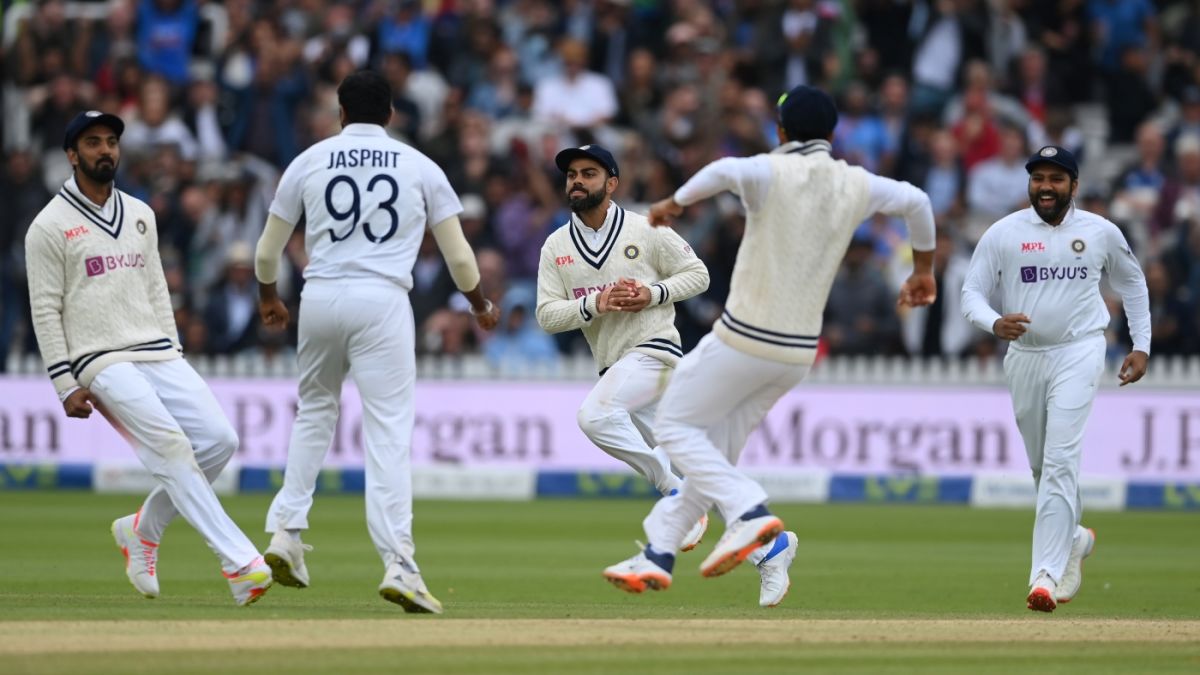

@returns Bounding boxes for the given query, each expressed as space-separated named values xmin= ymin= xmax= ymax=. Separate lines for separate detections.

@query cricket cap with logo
xmin=555 ymin=144 xmax=619 ymax=178
xmin=63 ymin=110 xmax=125 ymax=151
xmin=1025 ymin=145 xmax=1078 ymax=180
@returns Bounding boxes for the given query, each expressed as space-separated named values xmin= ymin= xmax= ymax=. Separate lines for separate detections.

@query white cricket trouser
xmin=89 ymin=359 xmax=259 ymax=573
xmin=266 ymin=279 xmax=418 ymax=568
xmin=643 ymin=334 xmax=809 ymax=553
xmin=578 ymin=352 xmax=681 ymax=495
xmin=1003 ymin=335 xmax=1105 ymax=585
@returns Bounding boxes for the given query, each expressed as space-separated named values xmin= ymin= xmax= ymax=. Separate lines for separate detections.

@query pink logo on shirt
xmin=85 ymin=253 xmax=146 ymax=277
xmin=572 ymin=282 xmax=616 ymax=298
xmin=85 ymin=256 xmax=105 ymax=276
xmin=1020 ymin=242 xmax=1045 ymax=253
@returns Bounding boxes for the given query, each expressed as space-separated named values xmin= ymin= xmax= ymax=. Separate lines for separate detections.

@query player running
xmin=254 ymin=70 xmax=499 ymax=614
xmin=961 ymin=145 xmax=1150 ymax=612
xmin=601 ymin=85 xmax=937 ymax=606
xmin=26 ymin=110 xmax=272 ymax=606
xmin=536 ymin=145 xmax=712 ymax=553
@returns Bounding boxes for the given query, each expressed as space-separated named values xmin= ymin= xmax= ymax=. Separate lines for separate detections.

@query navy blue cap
xmin=555 ymin=144 xmax=619 ymax=178
xmin=777 ymin=85 xmax=838 ymax=141
xmin=1025 ymin=145 xmax=1078 ymax=179
xmin=63 ymin=110 xmax=125 ymax=151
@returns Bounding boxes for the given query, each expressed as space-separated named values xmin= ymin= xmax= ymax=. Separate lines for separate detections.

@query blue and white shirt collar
xmin=772 ymin=139 xmax=833 ymax=156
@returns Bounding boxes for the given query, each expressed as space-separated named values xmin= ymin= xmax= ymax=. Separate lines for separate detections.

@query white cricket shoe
xmin=1027 ymin=570 xmax=1057 ymax=613
xmin=700 ymin=510 xmax=784 ymax=578
xmin=379 ymin=558 xmax=443 ymax=614
xmin=1056 ymin=528 xmax=1096 ymax=603
xmin=264 ymin=530 xmax=312 ymax=588
xmin=603 ymin=545 xmax=673 ymax=594
xmin=111 ymin=514 xmax=159 ymax=599
xmin=680 ymin=514 xmax=708 ymax=553
xmin=225 ymin=557 xmax=273 ymax=607
xmin=757 ymin=531 xmax=799 ymax=607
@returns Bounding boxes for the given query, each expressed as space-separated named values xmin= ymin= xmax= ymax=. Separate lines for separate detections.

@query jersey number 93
xmin=324 ymin=173 xmax=400 ymax=244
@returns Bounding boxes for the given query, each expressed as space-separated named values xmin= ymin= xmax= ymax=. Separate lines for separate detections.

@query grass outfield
xmin=0 ymin=492 xmax=1196 ymax=673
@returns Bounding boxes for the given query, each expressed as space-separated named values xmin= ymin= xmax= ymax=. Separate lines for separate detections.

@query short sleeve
xmin=420 ymin=156 xmax=463 ymax=227
xmin=268 ymin=152 xmax=308 ymax=225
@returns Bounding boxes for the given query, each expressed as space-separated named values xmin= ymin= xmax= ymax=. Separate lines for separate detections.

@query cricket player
xmin=961 ymin=145 xmax=1150 ymax=612
xmin=602 ymin=85 xmax=937 ymax=604
xmin=536 ymin=145 xmax=712 ymax=557
xmin=255 ymin=70 xmax=500 ymax=614
xmin=26 ymin=111 xmax=272 ymax=606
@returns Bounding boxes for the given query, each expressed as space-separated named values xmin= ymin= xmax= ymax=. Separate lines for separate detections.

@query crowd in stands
xmin=1 ymin=0 xmax=1199 ymax=373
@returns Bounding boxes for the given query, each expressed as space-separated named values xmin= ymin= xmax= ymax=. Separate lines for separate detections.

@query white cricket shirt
xmin=961 ymin=206 xmax=1151 ymax=353
xmin=268 ymin=124 xmax=462 ymax=290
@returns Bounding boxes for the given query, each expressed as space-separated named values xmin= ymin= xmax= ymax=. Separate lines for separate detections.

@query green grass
xmin=0 ymin=492 xmax=1197 ymax=673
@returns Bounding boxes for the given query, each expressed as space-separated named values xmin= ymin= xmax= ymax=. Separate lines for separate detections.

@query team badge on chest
xmin=1070 ymin=239 xmax=1085 ymax=254
xmin=624 ymin=244 xmax=640 ymax=260
xmin=137 ymin=219 xmax=147 ymax=235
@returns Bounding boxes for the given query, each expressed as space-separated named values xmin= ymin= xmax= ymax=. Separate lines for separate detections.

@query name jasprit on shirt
xmin=327 ymin=148 xmax=403 ymax=169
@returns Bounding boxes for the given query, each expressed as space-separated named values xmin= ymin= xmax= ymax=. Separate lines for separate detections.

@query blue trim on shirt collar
xmin=773 ymin=139 xmax=832 ymax=156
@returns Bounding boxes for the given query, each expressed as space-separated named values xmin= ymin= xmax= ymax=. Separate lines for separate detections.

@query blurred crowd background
xmin=1 ymin=0 xmax=1199 ymax=374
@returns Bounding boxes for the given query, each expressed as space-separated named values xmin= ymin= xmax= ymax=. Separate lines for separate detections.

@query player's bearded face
xmin=79 ymin=153 xmax=119 ymax=183
xmin=567 ymin=182 xmax=605 ymax=212
xmin=1028 ymin=168 xmax=1075 ymax=223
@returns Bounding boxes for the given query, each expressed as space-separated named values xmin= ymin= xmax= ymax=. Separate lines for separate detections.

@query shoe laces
xmin=139 ymin=540 xmax=158 ymax=576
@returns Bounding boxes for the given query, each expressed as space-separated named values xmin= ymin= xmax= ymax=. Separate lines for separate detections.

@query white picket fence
xmin=7 ymin=352 xmax=1200 ymax=388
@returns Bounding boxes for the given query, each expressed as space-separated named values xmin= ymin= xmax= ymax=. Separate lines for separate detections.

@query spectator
xmin=833 ymin=81 xmax=892 ymax=173
xmin=1153 ymin=134 xmax=1200 ymax=239
xmin=136 ymin=0 xmax=200 ymax=85
xmin=121 ymin=74 xmax=199 ymax=164
xmin=0 ymin=149 xmax=52 ymax=367
xmin=376 ymin=0 xmax=432 ymax=70
xmin=203 ymin=242 xmax=259 ymax=354
xmin=967 ymin=124 xmax=1030 ymax=218
xmin=1105 ymin=45 xmax=1158 ymax=144
xmin=901 ymin=229 xmax=975 ymax=357
xmin=824 ymin=236 xmax=902 ymax=356
xmin=920 ymin=129 xmax=966 ymax=221
xmin=483 ymin=287 xmax=560 ymax=371
xmin=531 ymin=38 xmax=618 ymax=131
xmin=1144 ymin=259 xmax=1190 ymax=355
xmin=1088 ymin=0 xmax=1158 ymax=73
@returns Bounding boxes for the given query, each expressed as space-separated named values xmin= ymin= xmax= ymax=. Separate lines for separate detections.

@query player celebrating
xmin=255 ymin=70 xmax=499 ymax=614
xmin=26 ymin=111 xmax=272 ymax=606
xmin=536 ymin=145 xmax=713 ymax=557
xmin=602 ymin=85 xmax=937 ymax=604
xmin=961 ymin=145 xmax=1150 ymax=612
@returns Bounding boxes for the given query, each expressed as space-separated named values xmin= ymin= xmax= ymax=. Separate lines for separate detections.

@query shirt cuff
xmin=58 ymin=385 xmax=81 ymax=403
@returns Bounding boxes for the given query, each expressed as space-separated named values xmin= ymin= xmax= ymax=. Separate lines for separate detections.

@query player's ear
xmin=1070 ymin=178 xmax=1079 ymax=199
xmin=607 ymin=175 xmax=618 ymax=195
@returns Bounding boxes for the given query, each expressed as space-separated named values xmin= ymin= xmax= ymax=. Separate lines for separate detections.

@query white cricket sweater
xmin=536 ymin=203 xmax=710 ymax=372
xmin=26 ymin=178 xmax=181 ymax=397
xmin=961 ymin=206 xmax=1151 ymax=353
xmin=673 ymin=140 xmax=935 ymax=364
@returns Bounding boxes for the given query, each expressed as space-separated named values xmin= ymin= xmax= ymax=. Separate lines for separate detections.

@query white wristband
xmin=469 ymin=299 xmax=494 ymax=317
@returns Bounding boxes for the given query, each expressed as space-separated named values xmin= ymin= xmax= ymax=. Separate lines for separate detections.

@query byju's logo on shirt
xmin=572 ymin=282 xmax=615 ymax=298
xmin=1020 ymin=265 xmax=1088 ymax=283
xmin=85 ymin=253 xmax=146 ymax=277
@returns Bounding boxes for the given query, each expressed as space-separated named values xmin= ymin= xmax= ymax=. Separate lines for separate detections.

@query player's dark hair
xmin=338 ymin=69 xmax=393 ymax=126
